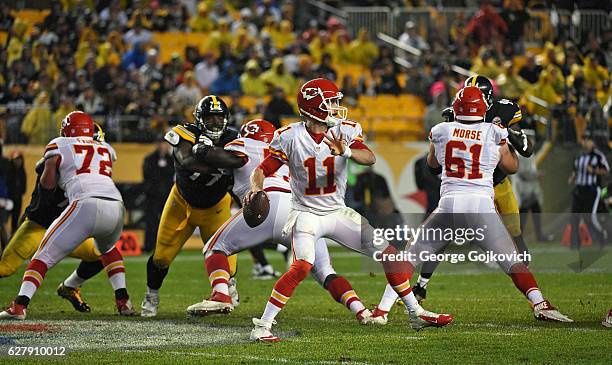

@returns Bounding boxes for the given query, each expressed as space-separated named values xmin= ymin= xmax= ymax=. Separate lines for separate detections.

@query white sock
xmin=261 ymin=301 xmax=282 ymax=324
xmin=527 ymin=289 xmax=545 ymax=305
xmin=108 ymin=272 xmax=126 ymax=291
xmin=146 ymin=287 xmax=159 ymax=297
xmin=212 ymin=282 xmax=229 ymax=295
xmin=377 ymin=284 xmax=399 ymax=312
xmin=348 ymin=300 xmax=366 ymax=315
xmin=18 ymin=281 xmax=38 ymax=299
xmin=63 ymin=271 xmax=86 ymax=288
xmin=400 ymin=291 xmax=423 ymax=314
xmin=276 ymin=244 xmax=288 ymax=253
xmin=417 ymin=275 xmax=430 ymax=288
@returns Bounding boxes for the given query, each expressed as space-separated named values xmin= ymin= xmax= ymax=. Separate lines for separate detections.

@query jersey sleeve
xmin=268 ymin=130 xmax=288 ymax=163
xmin=429 ymin=123 xmax=443 ymax=143
xmin=104 ymin=142 xmax=118 ymax=162
xmin=224 ymin=138 xmax=248 ymax=159
xmin=44 ymin=137 xmax=62 ymax=159
xmin=165 ymin=125 xmax=196 ymax=146
xmin=596 ymin=151 xmax=610 ymax=172
xmin=341 ymin=121 xmax=370 ymax=150
xmin=494 ymin=124 xmax=509 ymax=145
xmin=501 ymin=100 xmax=522 ymax=127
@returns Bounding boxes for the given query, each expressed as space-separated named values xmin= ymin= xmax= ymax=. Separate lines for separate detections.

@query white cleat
xmin=533 ymin=300 xmax=573 ymax=322
xmin=250 ymin=318 xmax=280 ymax=343
xmin=228 ymin=278 xmax=240 ymax=307
xmin=409 ymin=308 xmax=454 ymax=330
xmin=603 ymin=309 xmax=612 ymax=328
xmin=0 ymin=302 xmax=27 ymax=320
xmin=356 ymin=308 xmax=375 ymax=325
xmin=370 ymin=307 xmax=389 ymax=325
xmin=141 ymin=293 xmax=159 ymax=318
xmin=186 ymin=291 xmax=233 ymax=316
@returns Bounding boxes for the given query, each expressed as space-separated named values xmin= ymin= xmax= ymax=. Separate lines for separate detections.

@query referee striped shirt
xmin=574 ymin=148 xmax=609 ymax=186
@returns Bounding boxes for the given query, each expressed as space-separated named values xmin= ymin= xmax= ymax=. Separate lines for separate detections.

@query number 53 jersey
xmin=268 ymin=121 xmax=366 ymax=214
xmin=44 ymin=136 xmax=122 ymax=203
xmin=429 ymin=121 xmax=508 ymax=199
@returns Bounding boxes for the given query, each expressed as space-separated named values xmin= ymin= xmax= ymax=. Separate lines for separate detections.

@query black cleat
xmin=57 ymin=283 xmax=91 ymax=313
xmin=412 ymin=283 xmax=427 ymax=304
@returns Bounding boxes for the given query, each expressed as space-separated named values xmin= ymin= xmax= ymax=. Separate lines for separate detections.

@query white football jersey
xmin=430 ymin=121 xmax=508 ymax=198
xmin=44 ymin=136 xmax=122 ymax=203
xmin=269 ymin=121 xmax=364 ymax=213
xmin=225 ymin=137 xmax=290 ymax=201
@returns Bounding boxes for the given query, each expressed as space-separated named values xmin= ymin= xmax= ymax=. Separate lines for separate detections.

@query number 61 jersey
xmin=429 ymin=121 xmax=508 ymax=199
xmin=44 ymin=136 xmax=122 ymax=203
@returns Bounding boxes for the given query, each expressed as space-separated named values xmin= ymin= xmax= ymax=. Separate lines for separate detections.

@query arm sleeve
xmin=347 ymin=122 xmax=370 ymax=151
xmin=495 ymin=125 xmax=509 ymax=145
xmin=224 ymin=139 xmax=248 ymax=161
xmin=43 ymin=138 xmax=61 ymax=159
xmin=259 ymin=155 xmax=284 ymax=177
xmin=268 ymin=131 xmax=288 ymax=163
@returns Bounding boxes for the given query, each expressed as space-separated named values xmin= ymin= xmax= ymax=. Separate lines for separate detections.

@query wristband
xmin=342 ymin=146 xmax=352 ymax=159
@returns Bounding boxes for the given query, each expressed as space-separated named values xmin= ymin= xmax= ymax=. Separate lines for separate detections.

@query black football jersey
xmin=166 ymin=123 xmax=237 ymax=208
xmin=24 ymin=175 xmax=69 ymax=228
xmin=486 ymin=99 xmax=522 ymax=185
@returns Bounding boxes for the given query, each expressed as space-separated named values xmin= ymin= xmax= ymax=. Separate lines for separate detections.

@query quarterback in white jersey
xmin=0 ymin=111 xmax=131 ymax=320
xmin=186 ymin=120 xmax=376 ymax=325
xmin=374 ymin=87 xmax=572 ymax=323
xmin=245 ymin=78 xmax=453 ymax=342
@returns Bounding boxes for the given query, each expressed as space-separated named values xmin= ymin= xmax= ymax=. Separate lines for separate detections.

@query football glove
xmin=191 ymin=134 xmax=214 ymax=160
xmin=507 ymin=128 xmax=532 ymax=157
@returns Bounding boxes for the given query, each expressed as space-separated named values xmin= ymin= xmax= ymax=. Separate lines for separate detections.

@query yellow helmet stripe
xmin=211 ymin=95 xmax=220 ymax=110
xmin=471 ymin=76 xmax=477 ymax=86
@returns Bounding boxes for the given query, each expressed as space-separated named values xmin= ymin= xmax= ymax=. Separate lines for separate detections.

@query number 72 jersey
xmin=430 ymin=121 xmax=508 ymax=198
xmin=44 ymin=136 xmax=122 ymax=203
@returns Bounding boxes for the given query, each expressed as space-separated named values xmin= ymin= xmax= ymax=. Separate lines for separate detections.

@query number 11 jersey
xmin=268 ymin=121 xmax=365 ymax=214
xmin=429 ymin=121 xmax=508 ymax=198
xmin=44 ymin=136 xmax=122 ymax=203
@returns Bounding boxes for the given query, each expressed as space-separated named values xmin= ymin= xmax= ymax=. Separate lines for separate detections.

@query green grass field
xmin=0 ymin=244 xmax=610 ymax=364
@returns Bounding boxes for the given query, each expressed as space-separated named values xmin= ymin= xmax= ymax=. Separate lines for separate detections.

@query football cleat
xmin=228 ymin=278 xmax=240 ymax=307
xmin=0 ymin=301 xmax=27 ymax=320
xmin=409 ymin=308 xmax=454 ymax=330
xmin=533 ymin=300 xmax=573 ymax=322
xmin=370 ymin=306 xmax=389 ymax=325
xmin=141 ymin=293 xmax=159 ymax=317
xmin=186 ymin=291 xmax=233 ymax=317
xmin=117 ymin=298 xmax=137 ymax=316
xmin=356 ymin=308 xmax=375 ymax=325
xmin=57 ymin=283 xmax=91 ymax=313
xmin=603 ymin=309 xmax=612 ymax=328
xmin=252 ymin=264 xmax=281 ymax=280
xmin=412 ymin=283 xmax=427 ymax=304
xmin=250 ymin=318 xmax=280 ymax=343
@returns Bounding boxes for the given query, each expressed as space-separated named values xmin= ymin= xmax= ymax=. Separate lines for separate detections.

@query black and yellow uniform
xmin=152 ymin=123 xmax=238 ymax=273
xmin=0 ymin=177 xmax=98 ymax=277
xmin=487 ymin=99 xmax=524 ymax=237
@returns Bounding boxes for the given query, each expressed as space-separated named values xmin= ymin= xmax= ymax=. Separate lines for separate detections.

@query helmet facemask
xmin=194 ymin=112 xmax=227 ymax=141
xmin=320 ymin=94 xmax=347 ymax=127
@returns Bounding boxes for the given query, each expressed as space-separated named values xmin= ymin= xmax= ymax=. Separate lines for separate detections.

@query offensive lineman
xmin=375 ymin=87 xmax=572 ymax=323
xmin=141 ymin=95 xmax=245 ymax=317
xmin=0 ymin=123 xmax=135 ymax=315
xmin=0 ymin=111 xmax=130 ymax=319
xmin=245 ymin=78 xmax=453 ymax=342
xmin=186 ymin=119 xmax=377 ymax=325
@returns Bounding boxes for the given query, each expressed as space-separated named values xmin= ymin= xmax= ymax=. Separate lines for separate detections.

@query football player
xmin=245 ymin=78 xmax=453 ymax=342
xmin=0 ymin=123 xmax=135 ymax=315
xmin=0 ymin=111 xmax=132 ymax=320
xmin=374 ymin=87 xmax=571 ymax=323
xmin=186 ymin=119 xmax=377 ymax=324
xmin=141 ymin=95 xmax=245 ymax=317
xmin=411 ymin=75 xmax=533 ymax=303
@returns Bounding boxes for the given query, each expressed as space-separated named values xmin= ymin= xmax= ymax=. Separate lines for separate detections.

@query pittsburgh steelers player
xmin=0 ymin=123 xmax=136 ymax=315
xmin=141 ymin=95 xmax=246 ymax=317
xmin=410 ymin=75 xmax=533 ymax=303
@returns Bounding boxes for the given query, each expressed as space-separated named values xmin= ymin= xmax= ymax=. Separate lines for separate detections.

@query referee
xmin=568 ymin=131 xmax=609 ymax=249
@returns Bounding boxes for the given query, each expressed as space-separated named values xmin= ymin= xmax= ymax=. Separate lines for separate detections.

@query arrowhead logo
xmin=302 ymin=87 xmax=321 ymax=101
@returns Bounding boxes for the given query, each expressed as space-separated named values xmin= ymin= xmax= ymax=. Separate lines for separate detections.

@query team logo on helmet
xmin=302 ymin=87 xmax=321 ymax=101
xmin=242 ymin=123 xmax=260 ymax=136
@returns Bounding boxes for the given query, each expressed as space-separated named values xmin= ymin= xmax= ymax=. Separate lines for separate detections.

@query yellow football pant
xmin=0 ymin=218 xmax=98 ymax=277
xmin=494 ymin=177 xmax=522 ymax=237
xmin=153 ymin=185 xmax=237 ymax=275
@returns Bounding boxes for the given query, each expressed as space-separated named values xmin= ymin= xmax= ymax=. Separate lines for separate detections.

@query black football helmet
xmin=464 ymin=75 xmax=493 ymax=107
xmin=193 ymin=95 xmax=230 ymax=141
xmin=93 ymin=123 xmax=105 ymax=142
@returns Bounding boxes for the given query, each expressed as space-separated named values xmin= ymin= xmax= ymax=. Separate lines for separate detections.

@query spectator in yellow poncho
xmin=21 ymin=92 xmax=54 ymax=145
xmin=261 ymin=57 xmax=297 ymax=95
xmin=53 ymin=95 xmax=76 ymax=132
xmin=189 ymin=2 xmax=214 ymax=32
xmin=495 ymin=61 xmax=528 ymax=100
xmin=470 ymin=48 xmax=503 ymax=80
xmin=583 ymin=55 xmax=609 ymax=91
xmin=206 ymin=19 xmax=233 ymax=56
xmin=348 ymin=28 xmax=379 ymax=67
xmin=309 ymin=31 xmax=334 ymax=64
xmin=240 ymin=59 xmax=266 ymax=97
xmin=232 ymin=27 xmax=253 ymax=56
xmin=328 ymin=30 xmax=352 ymax=65
xmin=270 ymin=20 xmax=296 ymax=51
xmin=7 ymin=19 xmax=27 ymax=66
xmin=526 ymin=70 xmax=560 ymax=118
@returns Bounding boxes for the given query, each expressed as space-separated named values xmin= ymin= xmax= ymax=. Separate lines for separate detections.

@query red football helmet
xmin=297 ymin=78 xmax=347 ymax=127
xmin=452 ymin=86 xmax=488 ymax=122
xmin=240 ymin=119 xmax=276 ymax=143
xmin=61 ymin=111 xmax=95 ymax=137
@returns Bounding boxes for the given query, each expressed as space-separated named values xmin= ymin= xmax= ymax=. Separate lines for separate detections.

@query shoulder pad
xmin=164 ymin=129 xmax=180 ymax=146
xmin=168 ymin=125 xmax=196 ymax=144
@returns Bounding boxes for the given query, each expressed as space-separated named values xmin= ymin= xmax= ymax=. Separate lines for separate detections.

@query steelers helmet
xmin=464 ymin=75 xmax=493 ymax=107
xmin=193 ymin=95 xmax=230 ymax=141
xmin=93 ymin=123 xmax=105 ymax=142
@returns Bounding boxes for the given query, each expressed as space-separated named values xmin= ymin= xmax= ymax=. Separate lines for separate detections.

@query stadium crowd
xmin=0 ymin=0 xmax=609 ymax=145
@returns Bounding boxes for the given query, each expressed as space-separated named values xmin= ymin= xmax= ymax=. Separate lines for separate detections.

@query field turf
xmin=0 ymin=243 xmax=610 ymax=364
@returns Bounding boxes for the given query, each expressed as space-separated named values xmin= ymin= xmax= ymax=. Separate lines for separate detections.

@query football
xmin=243 ymin=191 xmax=270 ymax=227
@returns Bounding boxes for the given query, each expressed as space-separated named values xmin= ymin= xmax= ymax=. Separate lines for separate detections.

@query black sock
xmin=513 ymin=235 xmax=530 ymax=264
xmin=15 ymin=295 xmax=30 ymax=307
xmin=76 ymin=260 xmax=104 ymax=280
xmin=146 ymin=256 xmax=168 ymax=290
xmin=114 ymin=288 xmax=129 ymax=300
xmin=249 ymin=245 xmax=269 ymax=266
